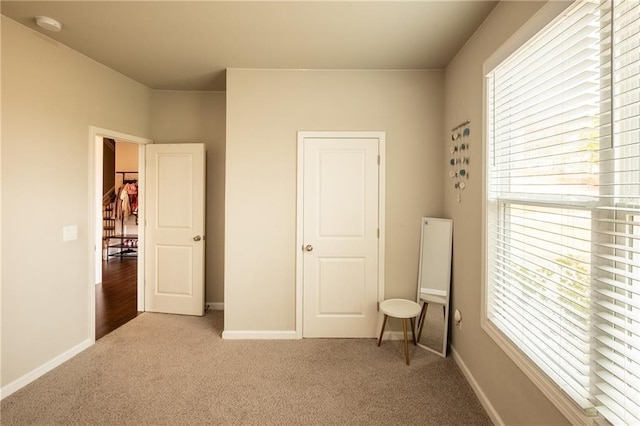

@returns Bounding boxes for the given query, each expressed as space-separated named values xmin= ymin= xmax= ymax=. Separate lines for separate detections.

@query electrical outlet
xmin=454 ymin=309 xmax=462 ymax=330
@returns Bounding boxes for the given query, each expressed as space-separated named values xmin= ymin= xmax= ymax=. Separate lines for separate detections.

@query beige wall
xmin=115 ymin=141 xmax=139 ymax=172
xmin=225 ymin=69 xmax=444 ymax=331
xmin=2 ymin=6 xmax=578 ymax=423
xmin=444 ymin=2 xmax=570 ymax=424
xmin=150 ymin=90 xmax=226 ymax=304
xmin=1 ymin=17 xmax=151 ymax=387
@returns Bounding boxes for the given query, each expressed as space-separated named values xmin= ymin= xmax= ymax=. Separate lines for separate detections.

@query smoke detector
xmin=35 ymin=16 xmax=63 ymax=32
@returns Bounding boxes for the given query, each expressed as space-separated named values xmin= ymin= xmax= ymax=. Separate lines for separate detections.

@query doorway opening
xmin=96 ymin=139 xmax=140 ymax=339
xmin=89 ymin=126 xmax=151 ymax=343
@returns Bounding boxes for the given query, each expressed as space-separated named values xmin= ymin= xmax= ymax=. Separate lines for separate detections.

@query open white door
xmin=145 ymin=143 xmax=205 ymax=316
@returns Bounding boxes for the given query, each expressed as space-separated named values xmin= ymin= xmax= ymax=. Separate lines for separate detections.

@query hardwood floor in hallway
xmin=96 ymin=258 xmax=140 ymax=340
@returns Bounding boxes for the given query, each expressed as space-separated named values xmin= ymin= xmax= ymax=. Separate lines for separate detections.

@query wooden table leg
xmin=410 ymin=317 xmax=417 ymax=345
xmin=377 ymin=314 xmax=388 ymax=347
xmin=417 ymin=303 xmax=428 ymax=342
xmin=403 ymin=318 xmax=410 ymax=365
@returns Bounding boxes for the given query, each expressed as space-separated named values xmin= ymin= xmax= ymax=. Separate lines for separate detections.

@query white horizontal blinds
xmin=489 ymin=1 xmax=609 ymax=204
xmin=487 ymin=204 xmax=593 ymax=406
xmin=486 ymin=0 xmax=609 ymax=412
xmin=592 ymin=1 xmax=640 ymax=424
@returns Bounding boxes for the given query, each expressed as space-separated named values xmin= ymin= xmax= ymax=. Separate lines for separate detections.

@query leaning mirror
xmin=415 ymin=217 xmax=453 ymax=357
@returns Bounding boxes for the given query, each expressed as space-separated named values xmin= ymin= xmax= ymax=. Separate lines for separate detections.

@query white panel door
xmin=145 ymin=143 xmax=205 ymax=316
xmin=302 ymin=136 xmax=380 ymax=337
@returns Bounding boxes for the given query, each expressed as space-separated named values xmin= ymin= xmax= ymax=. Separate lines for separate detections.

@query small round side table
xmin=377 ymin=298 xmax=422 ymax=365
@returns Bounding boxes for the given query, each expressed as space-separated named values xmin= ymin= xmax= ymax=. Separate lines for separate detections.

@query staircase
xmin=103 ymin=204 xmax=116 ymax=242
xmin=102 ymin=188 xmax=116 ymax=243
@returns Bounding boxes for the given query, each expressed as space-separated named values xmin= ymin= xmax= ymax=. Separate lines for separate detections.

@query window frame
xmin=480 ymin=2 xmax=605 ymax=424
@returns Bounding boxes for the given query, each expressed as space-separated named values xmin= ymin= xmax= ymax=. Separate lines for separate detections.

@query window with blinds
xmin=484 ymin=0 xmax=639 ymax=424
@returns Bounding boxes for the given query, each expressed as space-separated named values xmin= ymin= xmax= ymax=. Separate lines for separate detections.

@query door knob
xmin=193 ymin=235 xmax=202 ymax=242
xmin=305 ymin=244 xmax=313 ymax=252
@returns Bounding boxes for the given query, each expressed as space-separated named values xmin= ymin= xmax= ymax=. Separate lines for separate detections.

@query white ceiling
xmin=1 ymin=1 xmax=499 ymax=91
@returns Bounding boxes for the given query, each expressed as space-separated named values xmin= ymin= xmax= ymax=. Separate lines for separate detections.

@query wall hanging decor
xmin=449 ymin=121 xmax=470 ymax=202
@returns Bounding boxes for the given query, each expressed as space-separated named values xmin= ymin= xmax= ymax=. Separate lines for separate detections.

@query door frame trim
xmin=295 ymin=131 xmax=386 ymax=339
xmin=88 ymin=126 xmax=152 ymax=344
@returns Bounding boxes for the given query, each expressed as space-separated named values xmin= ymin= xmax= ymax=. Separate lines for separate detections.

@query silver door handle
xmin=305 ymin=244 xmax=313 ymax=252
xmin=193 ymin=235 xmax=202 ymax=242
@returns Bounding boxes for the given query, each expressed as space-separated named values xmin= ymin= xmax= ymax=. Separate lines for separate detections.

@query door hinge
xmin=377 ymin=155 xmax=380 ymax=165
xmin=377 ymin=301 xmax=380 ymax=312
xmin=377 ymin=228 xmax=380 ymax=239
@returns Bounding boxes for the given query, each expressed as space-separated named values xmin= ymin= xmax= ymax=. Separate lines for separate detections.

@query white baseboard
xmin=222 ymin=330 xmax=297 ymax=340
xmin=451 ymin=346 xmax=504 ymax=426
xmin=1 ymin=338 xmax=92 ymax=400
xmin=206 ymin=302 xmax=224 ymax=311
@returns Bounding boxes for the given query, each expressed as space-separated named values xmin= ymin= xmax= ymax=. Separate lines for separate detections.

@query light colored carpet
xmin=1 ymin=311 xmax=491 ymax=425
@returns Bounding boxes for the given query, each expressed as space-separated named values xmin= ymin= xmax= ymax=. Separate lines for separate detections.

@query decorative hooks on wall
xmin=449 ymin=121 xmax=471 ymax=203
xmin=451 ymin=120 xmax=470 ymax=132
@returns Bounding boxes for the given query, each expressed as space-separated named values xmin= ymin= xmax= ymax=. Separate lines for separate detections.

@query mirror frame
xmin=415 ymin=217 xmax=453 ymax=357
